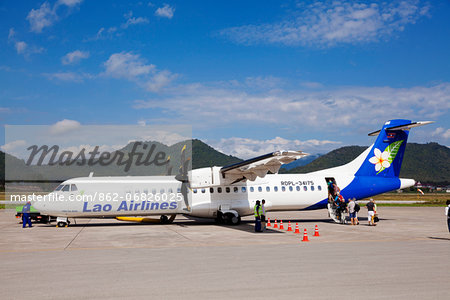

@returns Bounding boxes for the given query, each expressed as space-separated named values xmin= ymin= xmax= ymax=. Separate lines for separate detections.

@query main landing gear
xmin=215 ymin=210 xmax=241 ymax=225
xmin=56 ymin=217 xmax=70 ymax=227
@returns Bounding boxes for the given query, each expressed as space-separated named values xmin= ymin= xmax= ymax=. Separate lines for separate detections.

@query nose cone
xmin=399 ymin=178 xmax=415 ymax=189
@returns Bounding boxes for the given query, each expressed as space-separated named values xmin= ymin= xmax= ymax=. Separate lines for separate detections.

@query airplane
xmin=31 ymin=119 xmax=433 ymax=227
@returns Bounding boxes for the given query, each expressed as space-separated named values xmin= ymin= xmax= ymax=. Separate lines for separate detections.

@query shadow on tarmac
xmin=427 ymin=236 xmax=450 ymax=241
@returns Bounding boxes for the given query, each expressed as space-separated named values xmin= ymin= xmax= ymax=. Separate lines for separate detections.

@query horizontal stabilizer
xmin=368 ymin=121 xmax=434 ymax=136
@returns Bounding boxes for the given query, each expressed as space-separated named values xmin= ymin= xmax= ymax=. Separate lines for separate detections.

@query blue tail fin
xmin=355 ymin=119 xmax=412 ymax=178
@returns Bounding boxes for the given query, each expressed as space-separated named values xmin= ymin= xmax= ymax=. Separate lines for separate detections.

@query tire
xmin=225 ymin=213 xmax=240 ymax=225
xmin=160 ymin=215 xmax=169 ymax=224
xmin=57 ymin=222 xmax=65 ymax=227
xmin=230 ymin=215 xmax=241 ymax=225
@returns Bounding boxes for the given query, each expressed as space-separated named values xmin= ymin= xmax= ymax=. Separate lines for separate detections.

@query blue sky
xmin=1 ymin=0 xmax=449 ymax=158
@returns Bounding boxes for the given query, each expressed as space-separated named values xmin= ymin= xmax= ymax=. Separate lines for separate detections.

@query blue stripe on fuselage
xmin=302 ymin=175 xmax=401 ymax=210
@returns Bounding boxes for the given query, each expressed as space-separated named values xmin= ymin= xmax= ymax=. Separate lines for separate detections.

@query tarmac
xmin=1 ymin=207 xmax=449 ymax=299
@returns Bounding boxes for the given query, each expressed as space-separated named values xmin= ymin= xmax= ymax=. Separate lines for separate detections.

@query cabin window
xmin=177 ymin=187 xmax=181 ymax=193
xmin=266 ymin=186 xmax=270 ymax=192
xmin=241 ymin=187 xmax=247 ymax=192
xmin=218 ymin=187 xmax=222 ymax=193
xmin=303 ymin=186 xmax=307 ymax=191
xmin=71 ymin=184 xmax=78 ymax=192
xmin=193 ymin=189 xmax=197 ymax=193
xmin=55 ymin=185 xmax=63 ymax=191
xmin=250 ymin=187 xmax=254 ymax=192
xmin=311 ymin=186 xmax=315 ymax=191
xmin=281 ymin=186 xmax=286 ymax=192
xmin=256 ymin=186 xmax=261 ymax=192
xmin=201 ymin=189 xmax=206 ymax=193
xmin=135 ymin=190 xmax=140 ymax=195
xmin=274 ymin=186 xmax=278 ymax=192
xmin=296 ymin=186 xmax=300 ymax=191
xmin=234 ymin=187 xmax=238 ymax=193
xmin=226 ymin=187 xmax=230 ymax=193
xmin=143 ymin=189 xmax=148 ymax=194
xmin=317 ymin=185 xmax=322 ymax=191
xmin=152 ymin=188 xmax=157 ymax=194
xmin=210 ymin=187 xmax=214 ymax=193
xmin=160 ymin=188 xmax=165 ymax=194
xmin=289 ymin=186 xmax=293 ymax=192
xmin=168 ymin=188 xmax=173 ymax=193
xmin=62 ymin=185 xmax=70 ymax=192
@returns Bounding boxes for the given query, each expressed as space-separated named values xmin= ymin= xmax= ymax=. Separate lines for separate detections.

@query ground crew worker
xmin=254 ymin=200 xmax=262 ymax=232
xmin=22 ymin=201 xmax=32 ymax=228
xmin=261 ymin=199 xmax=266 ymax=230
xmin=445 ymin=200 xmax=450 ymax=232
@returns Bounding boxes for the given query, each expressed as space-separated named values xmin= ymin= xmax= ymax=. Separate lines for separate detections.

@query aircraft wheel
xmin=229 ymin=215 xmax=241 ymax=225
xmin=57 ymin=221 xmax=67 ymax=227
xmin=160 ymin=215 xmax=169 ymax=224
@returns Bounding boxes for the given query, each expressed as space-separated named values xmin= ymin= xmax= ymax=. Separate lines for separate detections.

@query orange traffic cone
xmin=267 ymin=218 xmax=271 ymax=227
xmin=287 ymin=221 xmax=292 ymax=231
xmin=279 ymin=220 xmax=284 ymax=230
xmin=294 ymin=223 xmax=300 ymax=234
xmin=274 ymin=219 xmax=278 ymax=229
xmin=302 ymin=228 xmax=309 ymax=242
xmin=313 ymin=225 xmax=320 ymax=237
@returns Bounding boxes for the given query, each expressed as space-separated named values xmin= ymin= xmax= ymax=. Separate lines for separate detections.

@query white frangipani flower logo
xmin=369 ymin=148 xmax=391 ymax=172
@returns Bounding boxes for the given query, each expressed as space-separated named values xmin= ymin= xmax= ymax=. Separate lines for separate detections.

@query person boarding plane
xmin=32 ymin=119 xmax=432 ymax=227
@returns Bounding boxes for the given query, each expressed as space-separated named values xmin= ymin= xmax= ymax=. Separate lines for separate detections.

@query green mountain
xmin=2 ymin=141 xmax=448 ymax=189
xmin=0 ymin=139 xmax=242 ymax=189
xmin=283 ymin=143 xmax=450 ymax=185
xmin=192 ymin=139 xmax=242 ymax=169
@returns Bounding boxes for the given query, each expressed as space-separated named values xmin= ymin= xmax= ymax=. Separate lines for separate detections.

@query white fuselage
xmin=33 ymin=167 xmax=355 ymax=219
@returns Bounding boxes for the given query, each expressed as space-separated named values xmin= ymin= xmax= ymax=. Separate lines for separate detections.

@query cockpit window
xmin=71 ymin=184 xmax=78 ymax=191
xmin=55 ymin=185 xmax=63 ymax=191
xmin=62 ymin=185 xmax=70 ymax=192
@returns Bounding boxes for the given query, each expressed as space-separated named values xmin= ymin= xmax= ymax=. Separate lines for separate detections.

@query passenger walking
xmin=354 ymin=199 xmax=360 ymax=225
xmin=446 ymin=200 xmax=450 ymax=232
xmin=366 ymin=198 xmax=376 ymax=226
xmin=254 ymin=200 xmax=263 ymax=232
xmin=261 ymin=199 xmax=266 ymax=231
xmin=348 ymin=199 xmax=357 ymax=225
xmin=22 ymin=201 xmax=32 ymax=228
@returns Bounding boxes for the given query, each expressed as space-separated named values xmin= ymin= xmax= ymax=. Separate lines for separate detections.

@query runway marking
xmin=0 ymin=236 xmax=436 ymax=254
xmin=164 ymin=224 xmax=193 ymax=241
xmin=64 ymin=219 xmax=90 ymax=250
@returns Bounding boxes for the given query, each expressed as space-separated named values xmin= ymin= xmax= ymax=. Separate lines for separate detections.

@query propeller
xmin=175 ymin=144 xmax=191 ymax=212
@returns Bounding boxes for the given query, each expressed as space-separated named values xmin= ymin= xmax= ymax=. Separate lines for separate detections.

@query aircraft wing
xmin=220 ymin=150 xmax=308 ymax=182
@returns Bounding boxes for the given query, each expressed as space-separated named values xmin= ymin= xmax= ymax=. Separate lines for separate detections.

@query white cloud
xmin=432 ymin=127 xmax=450 ymax=140
xmin=27 ymin=2 xmax=57 ymax=33
xmin=8 ymin=27 xmax=44 ymax=57
xmin=210 ymin=137 xmax=341 ymax=159
xmin=8 ymin=28 xmax=16 ymax=39
xmin=15 ymin=41 xmax=28 ymax=54
xmin=103 ymin=52 xmax=154 ymax=79
xmin=155 ymin=4 xmax=175 ymax=19
xmin=220 ymin=0 xmax=430 ymax=47
xmin=132 ymin=81 xmax=450 ymax=134
xmin=61 ymin=50 xmax=89 ymax=65
xmin=57 ymin=0 xmax=83 ymax=7
xmin=122 ymin=11 xmax=149 ymax=29
xmin=146 ymin=70 xmax=177 ymax=92
xmin=27 ymin=0 xmax=83 ymax=33
xmin=49 ymin=119 xmax=81 ymax=135
xmin=1 ymin=140 xmax=27 ymax=154
xmin=103 ymin=52 xmax=176 ymax=92
xmin=44 ymin=71 xmax=92 ymax=82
